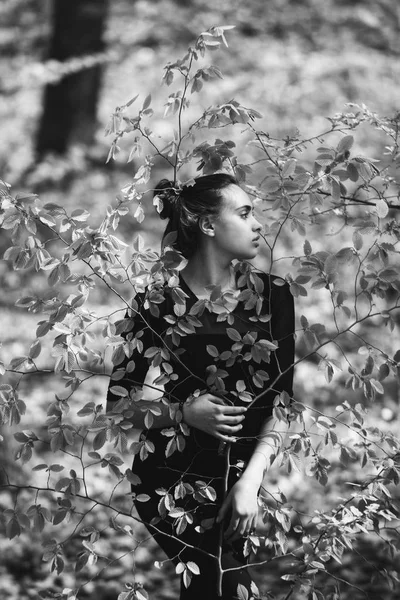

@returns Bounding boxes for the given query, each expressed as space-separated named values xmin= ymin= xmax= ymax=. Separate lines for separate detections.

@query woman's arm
xmin=217 ymin=277 xmax=295 ymax=540
xmin=239 ymin=414 xmax=289 ymax=488
xmin=216 ymin=415 xmax=289 ymax=541
xmin=107 ymin=308 xmax=247 ymax=437
xmin=112 ymin=387 xmax=248 ymax=439
xmin=241 ymin=275 xmax=295 ymax=485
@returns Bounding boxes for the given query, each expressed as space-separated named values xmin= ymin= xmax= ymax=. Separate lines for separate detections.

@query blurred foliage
xmin=1 ymin=0 xmax=400 ymax=181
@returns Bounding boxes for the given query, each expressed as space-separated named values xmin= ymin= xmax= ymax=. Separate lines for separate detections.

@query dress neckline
xmin=179 ymin=269 xmax=241 ymax=301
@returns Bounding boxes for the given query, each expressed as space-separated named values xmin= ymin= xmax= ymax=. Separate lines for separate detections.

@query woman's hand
xmin=182 ymin=394 xmax=247 ymax=442
xmin=216 ymin=480 xmax=259 ymax=542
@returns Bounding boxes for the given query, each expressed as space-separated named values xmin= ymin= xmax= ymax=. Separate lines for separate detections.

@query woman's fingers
xmin=250 ymin=516 xmax=257 ymax=535
xmin=221 ymin=414 xmax=246 ymax=424
xmin=222 ymin=405 xmax=247 ymax=415
xmin=209 ymin=395 xmax=228 ymax=406
xmin=224 ymin=517 xmax=241 ymax=541
xmin=216 ymin=493 xmax=231 ymax=523
xmin=218 ymin=423 xmax=243 ymax=434
xmin=209 ymin=397 xmax=247 ymax=414
xmin=215 ymin=432 xmax=239 ymax=442
xmin=190 ymin=393 xmax=247 ymax=439
xmin=226 ymin=517 xmax=252 ymax=541
xmin=227 ymin=517 xmax=255 ymax=542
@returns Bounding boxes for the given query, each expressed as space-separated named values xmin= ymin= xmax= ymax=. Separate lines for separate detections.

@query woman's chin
xmin=234 ymin=251 xmax=258 ymax=261
xmin=245 ymin=247 xmax=259 ymax=259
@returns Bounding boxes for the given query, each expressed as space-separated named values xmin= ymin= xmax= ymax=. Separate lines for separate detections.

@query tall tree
xmin=36 ymin=0 xmax=109 ymax=156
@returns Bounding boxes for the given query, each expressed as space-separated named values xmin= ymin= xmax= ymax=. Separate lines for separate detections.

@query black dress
xmin=107 ymin=269 xmax=295 ymax=599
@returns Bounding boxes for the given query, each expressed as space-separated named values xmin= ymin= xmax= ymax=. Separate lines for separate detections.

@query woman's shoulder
xmin=252 ymin=270 xmax=289 ymax=291
xmin=250 ymin=271 xmax=293 ymax=311
xmin=127 ymin=277 xmax=190 ymax=319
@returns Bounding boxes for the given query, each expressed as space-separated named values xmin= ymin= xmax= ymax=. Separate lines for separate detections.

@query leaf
xmin=303 ymin=239 xmax=312 ymax=256
xmin=52 ymin=554 xmax=65 ymax=575
xmin=379 ymin=268 xmax=398 ymax=282
xmin=340 ymin=446 xmax=356 ymax=466
xmin=352 ymin=230 xmax=363 ymax=250
xmin=14 ymin=431 xmax=30 ymax=443
xmin=337 ymin=135 xmax=354 ymax=154
xmin=281 ymin=159 xmax=296 ymax=178
xmin=182 ymin=569 xmax=192 ymax=589
xmin=206 ymin=345 xmax=219 ymax=358
xmin=71 ymin=209 xmax=90 ymax=222
xmin=304 ymin=330 xmax=317 ymax=349
xmin=9 ymin=356 xmax=28 ymax=370
xmin=347 ymin=163 xmax=359 ymax=181
xmin=53 ymin=510 xmax=67 ymax=526
xmin=168 ymin=507 xmax=185 ymax=518
xmin=175 ymin=562 xmax=185 ymax=574
xmin=93 ymin=430 xmax=107 ymax=451
xmin=376 ymin=199 xmax=389 ymax=219
xmin=29 ymin=340 xmax=41 ymax=360
xmin=126 ymin=469 xmax=141 ymax=486
xmin=335 ymin=247 xmax=354 ymax=263
xmin=300 ymin=315 xmax=309 ymax=329
xmin=226 ymin=328 xmax=241 ymax=342
xmin=6 ymin=517 xmax=21 ymax=539
xmin=142 ymin=94 xmax=152 ymax=110
xmin=263 ymin=178 xmax=281 ymax=193
xmin=134 ymin=204 xmax=145 ymax=223
xmin=317 ymin=416 xmax=334 ymax=429
xmin=125 ymin=94 xmax=139 ymax=108
xmin=109 ymin=385 xmax=128 ymax=397
xmin=370 ymin=379 xmax=384 ymax=394
xmin=330 ymin=178 xmax=341 ymax=202
xmin=378 ymin=363 xmax=390 ymax=381
xmin=49 ymin=464 xmax=65 ymax=472
xmin=39 ymin=212 xmax=57 ymax=227
xmin=77 ymin=402 xmax=96 ymax=417
xmin=236 ymin=380 xmax=246 ymax=393
xmin=275 ymin=509 xmax=291 ymax=532
xmin=75 ymin=553 xmax=89 ymax=572
xmin=191 ymin=77 xmax=203 ymax=94
xmin=186 ymin=561 xmax=200 ymax=575
xmin=136 ymin=494 xmax=150 ymax=502
xmin=236 ymin=583 xmax=249 ymax=600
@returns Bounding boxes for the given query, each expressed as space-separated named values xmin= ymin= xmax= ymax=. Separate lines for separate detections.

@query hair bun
xmin=154 ymin=179 xmax=180 ymax=220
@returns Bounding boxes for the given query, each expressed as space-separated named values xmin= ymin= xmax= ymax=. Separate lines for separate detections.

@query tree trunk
xmin=36 ymin=0 xmax=108 ymax=156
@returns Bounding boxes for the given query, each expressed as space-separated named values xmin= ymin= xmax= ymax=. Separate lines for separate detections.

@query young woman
xmin=106 ymin=173 xmax=295 ymax=599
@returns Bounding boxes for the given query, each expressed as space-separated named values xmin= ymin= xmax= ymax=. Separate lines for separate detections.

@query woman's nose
xmin=253 ymin=217 xmax=262 ymax=232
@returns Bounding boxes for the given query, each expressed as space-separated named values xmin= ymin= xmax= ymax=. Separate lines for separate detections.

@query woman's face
xmin=211 ymin=184 xmax=262 ymax=260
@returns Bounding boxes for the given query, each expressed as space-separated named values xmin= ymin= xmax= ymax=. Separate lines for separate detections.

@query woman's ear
xmin=198 ymin=215 xmax=215 ymax=237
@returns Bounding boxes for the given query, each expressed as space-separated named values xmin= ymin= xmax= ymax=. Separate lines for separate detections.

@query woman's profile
xmin=106 ymin=173 xmax=295 ymax=599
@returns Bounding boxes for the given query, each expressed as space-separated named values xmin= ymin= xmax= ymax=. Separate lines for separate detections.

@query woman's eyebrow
xmin=236 ymin=204 xmax=253 ymax=212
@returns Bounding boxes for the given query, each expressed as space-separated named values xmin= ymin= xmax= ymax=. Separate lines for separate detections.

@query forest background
xmin=1 ymin=1 xmax=400 ymax=599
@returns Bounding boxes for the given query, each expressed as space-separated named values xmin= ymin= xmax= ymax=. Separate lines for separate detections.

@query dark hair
xmin=154 ymin=173 xmax=238 ymax=258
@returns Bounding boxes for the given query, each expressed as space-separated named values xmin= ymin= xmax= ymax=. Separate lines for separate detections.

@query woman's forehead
xmin=221 ymin=184 xmax=252 ymax=210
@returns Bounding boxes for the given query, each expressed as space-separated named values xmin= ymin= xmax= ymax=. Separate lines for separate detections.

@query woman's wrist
xmin=239 ymin=450 xmax=270 ymax=489
xmin=179 ymin=400 xmax=190 ymax=426
xmin=236 ymin=475 xmax=261 ymax=492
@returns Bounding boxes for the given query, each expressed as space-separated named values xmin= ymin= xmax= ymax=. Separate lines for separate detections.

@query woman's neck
xmin=181 ymin=254 xmax=236 ymax=297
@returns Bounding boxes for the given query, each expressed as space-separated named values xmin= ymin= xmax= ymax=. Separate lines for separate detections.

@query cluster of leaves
xmin=1 ymin=25 xmax=400 ymax=600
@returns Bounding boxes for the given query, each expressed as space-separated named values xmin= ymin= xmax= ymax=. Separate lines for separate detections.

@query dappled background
xmin=1 ymin=1 xmax=400 ymax=599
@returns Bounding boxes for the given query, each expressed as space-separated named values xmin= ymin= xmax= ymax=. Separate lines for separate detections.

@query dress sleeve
xmin=269 ymin=277 xmax=295 ymax=400
xmin=106 ymin=293 xmax=157 ymax=412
